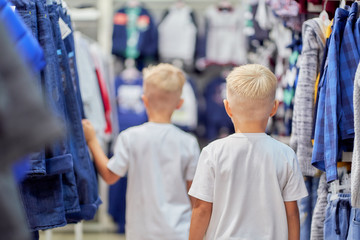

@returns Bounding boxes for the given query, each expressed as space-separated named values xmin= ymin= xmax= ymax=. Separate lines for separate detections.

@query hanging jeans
xmin=48 ymin=3 xmax=101 ymax=222
xmin=347 ymin=208 xmax=360 ymax=239
xmin=14 ymin=0 xmax=75 ymax=231
xmin=58 ymin=8 xmax=85 ymax=119
xmin=324 ymin=194 xmax=352 ymax=240
xmin=9 ymin=0 xmax=46 ymax=176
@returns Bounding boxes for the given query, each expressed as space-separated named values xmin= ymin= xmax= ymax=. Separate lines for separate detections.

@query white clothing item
xmin=352 ymin=63 xmax=360 ymax=208
xmin=269 ymin=18 xmax=292 ymax=59
xmin=108 ymin=122 xmax=200 ymax=240
xmin=74 ymin=32 xmax=107 ymax=150
xmin=189 ymin=133 xmax=308 ymax=240
xmin=171 ymin=81 xmax=198 ymax=130
xmin=205 ymin=5 xmax=247 ymax=65
xmin=158 ymin=5 xmax=197 ymax=64
xmin=290 ymin=19 xmax=325 ymax=177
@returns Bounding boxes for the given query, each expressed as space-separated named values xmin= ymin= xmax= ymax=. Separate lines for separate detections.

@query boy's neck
xmin=233 ymin=119 xmax=268 ymax=133
xmin=147 ymin=114 xmax=172 ymax=124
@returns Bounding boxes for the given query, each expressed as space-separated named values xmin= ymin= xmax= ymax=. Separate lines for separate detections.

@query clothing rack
xmin=44 ymin=222 xmax=83 ymax=240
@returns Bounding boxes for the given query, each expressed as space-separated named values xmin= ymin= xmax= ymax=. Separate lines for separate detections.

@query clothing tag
xmin=10 ymin=6 xmax=16 ymax=12
xmin=307 ymin=3 xmax=322 ymax=13
xmin=330 ymin=193 xmax=339 ymax=201
xmin=58 ymin=17 xmax=72 ymax=40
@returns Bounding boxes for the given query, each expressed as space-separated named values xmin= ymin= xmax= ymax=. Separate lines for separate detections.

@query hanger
xmin=172 ymin=59 xmax=184 ymax=70
xmin=122 ymin=58 xmax=140 ymax=82
xmin=319 ymin=0 xmax=330 ymax=26
xmin=175 ymin=0 xmax=185 ymax=9
xmin=217 ymin=0 xmax=233 ymax=12
xmin=127 ymin=0 xmax=140 ymax=8
xmin=340 ymin=0 xmax=346 ymax=8
xmin=329 ymin=167 xmax=351 ymax=200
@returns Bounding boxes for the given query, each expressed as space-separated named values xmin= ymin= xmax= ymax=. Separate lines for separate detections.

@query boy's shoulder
xmin=205 ymin=133 xmax=295 ymax=157
xmin=119 ymin=122 xmax=197 ymax=142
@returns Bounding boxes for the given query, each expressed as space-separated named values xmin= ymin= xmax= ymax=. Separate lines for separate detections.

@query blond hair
xmin=143 ymin=63 xmax=186 ymax=93
xmin=226 ymin=64 xmax=277 ymax=101
xmin=226 ymin=64 xmax=278 ymax=121
xmin=142 ymin=63 xmax=186 ymax=113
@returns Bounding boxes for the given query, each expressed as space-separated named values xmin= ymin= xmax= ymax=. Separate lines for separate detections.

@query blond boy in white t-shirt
xmin=82 ymin=64 xmax=200 ymax=240
xmin=189 ymin=64 xmax=308 ymax=240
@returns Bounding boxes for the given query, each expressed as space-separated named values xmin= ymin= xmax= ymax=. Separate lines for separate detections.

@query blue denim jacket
xmin=12 ymin=0 xmax=101 ymax=231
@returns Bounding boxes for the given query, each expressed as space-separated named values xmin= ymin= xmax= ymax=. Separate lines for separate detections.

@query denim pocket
xmin=347 ymin=208 xmax=360 ymax=240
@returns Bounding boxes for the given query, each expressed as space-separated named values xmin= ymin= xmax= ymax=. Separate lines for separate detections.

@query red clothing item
xmin=296 ymin=0 xmax=307 ymax=14
xmin=296 ymin=0 xmax=353 ymax=19
xmin=95 ymin=68 xmax=112 ymax=134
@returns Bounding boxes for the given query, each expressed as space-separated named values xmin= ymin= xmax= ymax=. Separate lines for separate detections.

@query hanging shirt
xmin=352 ymin=63 xmax=360 ymax=208
xmin=338 ymin=3 xmax=359 ymax=147
xmin=112 ymin=5 xmax=158 ymax=59
xmin=158 ymin=5 xmax=197 ymax=65
xmin=75 ymin=32 xmax=108 ymax=147
xmin=290 ymin=18 xmax=325 ymax=177
xmin=171 ymin=78 xmax=198 ymax=131
xmin=115 ymin=74 xmax=147 ymax=132
xmin=312 ymin=8 xmax=349 ymax=182
xmin=203 ymin=5 xmax=247 ymax=65
xmin=355 ymin=17 xmax=360 ymax=55
xmin=204 ymin=76 xmax=234 ymax=140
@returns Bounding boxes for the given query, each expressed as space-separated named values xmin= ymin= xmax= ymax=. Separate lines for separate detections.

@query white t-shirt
xmin=108 ymin=122 xmax=200 ymax=240
xmin=189 ymin=133 xmax=308 ymax=240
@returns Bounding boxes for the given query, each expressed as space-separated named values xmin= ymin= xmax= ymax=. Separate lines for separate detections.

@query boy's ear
xmin=141 ymin=95 xmax=149 ymax=108
xmin=176 ymin=98 xmax=184 ymax=110
xmin=223 ymin=99 xmax=233 ymax=118
xmin=269 ymin=100 xmax=279 ymax=117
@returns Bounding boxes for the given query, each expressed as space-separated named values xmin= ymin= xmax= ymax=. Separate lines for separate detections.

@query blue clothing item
xmin=18 ymin=0 xmax=76 ymax=231
xmin=20 ymin=174 xmax=68 ymax=231
xmin=44 ymin=1 xmax=82 ymax=221
xmin=355 ymin=18 xmax=360 ymax=55
xmin=115 ymin=76 xmax=147 ymax=132
xmin=112 ymin=6 xmax=158 ymax=59
xmin=312 ymin=66 xmax=327 ymax=172
xmin=12 ymin=157 xmax=30 ymax=183
xmin=9 ymin=0 xmax=47 ymax=176
xmin=312 ymin=27 xmax=332 ymax=142
xmin=108 ymin=177 xmax=127 ymax=233
xmin=338 ymin=3 xmax=359 ymax=143
xmin=0 ymin=0 xmax=45 ymax=71
xmin=347 ymin=208 xmax=360 ymax=239
xmin=48 ymin=3 xmax=101 ymax=222
xmin=312 ymin=8 xmax=348 ymax=182
xmin=300 ymin=176 xmax=320 ymax=240
xmin=59 ymin=8 xmax=85 ymax=119
xmin=324 ymin=194 xmax=351 ymax=240
xmin=204 ymin=76 xmax=234 ymax=140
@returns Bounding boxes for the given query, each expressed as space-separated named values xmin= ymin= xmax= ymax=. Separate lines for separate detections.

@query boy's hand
xmin=82 ymin=119 xmax=97 ymax=144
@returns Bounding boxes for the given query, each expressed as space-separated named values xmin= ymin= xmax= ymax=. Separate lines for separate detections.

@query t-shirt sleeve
xmin=185 ymin=136 xmax=200 ymax=181
xmin=282 ymin=154 xmax=308 ymax=202
xmin=188 ymin=146 xmax=215 ymax=203
xmin=107 ymin=132 xmax=130 ymax=177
